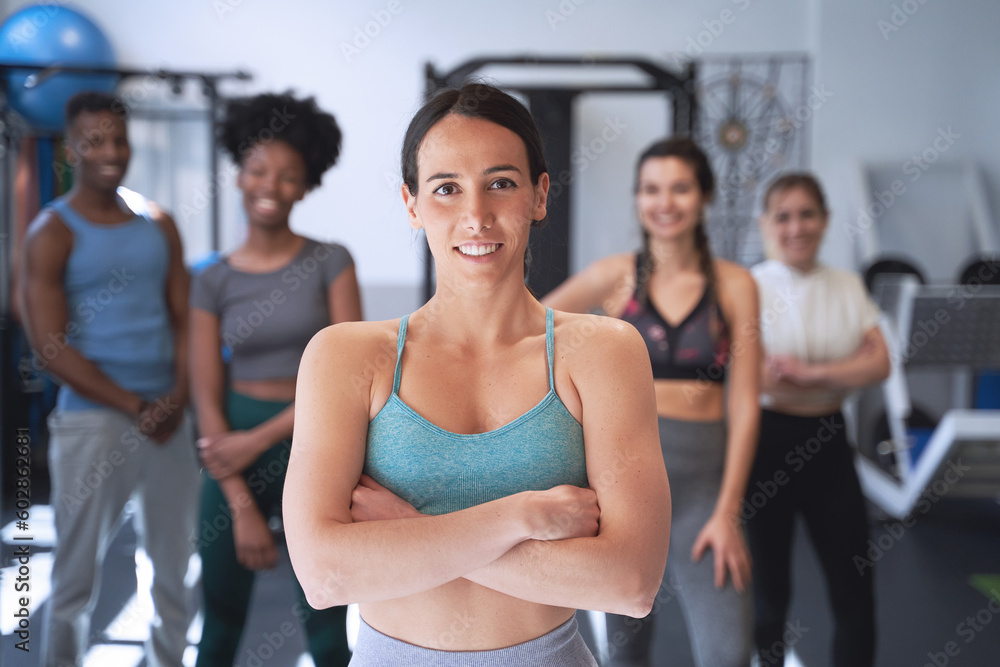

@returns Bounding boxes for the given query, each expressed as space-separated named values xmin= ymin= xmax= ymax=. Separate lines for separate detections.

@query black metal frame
xmin=422 ymin=55 xmax=698 ymax=301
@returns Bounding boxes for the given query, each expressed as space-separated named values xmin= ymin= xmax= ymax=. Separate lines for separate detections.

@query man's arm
xmin=154 ymin=206 xmax=190 ymax=406
xmin=141 ymin=206 xmax=189 ymax=442
xmin=18 ymin=212 xmax=144 ymax=415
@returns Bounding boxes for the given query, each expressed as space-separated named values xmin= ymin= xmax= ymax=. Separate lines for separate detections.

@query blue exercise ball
xmin=0 ymin=4 xmax=117 ymax=134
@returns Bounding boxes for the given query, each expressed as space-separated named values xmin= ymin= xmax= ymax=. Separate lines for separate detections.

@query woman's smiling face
xmin=403 ymin=113 xmax=548 ymax=288
xmin=760 ymin=185 xmax=829 ymax=271
xmin=635 ymin=156 xmax=707 ymax=244
xmin=237 ymin=140 xmax=309 ymax=227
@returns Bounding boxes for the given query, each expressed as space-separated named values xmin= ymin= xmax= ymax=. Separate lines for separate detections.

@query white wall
xmin=812 ymin=0 xmax=1000 ymax=276
xmin=8 ymin=0 xmax=997 ymax=316
xmin=5 ymin=0 xmax=812 ymax=318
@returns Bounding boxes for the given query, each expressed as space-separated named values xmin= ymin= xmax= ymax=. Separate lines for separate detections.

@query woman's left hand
xmin=691 ymin=512 xmax=752 ymax=592
xmin=199 ymin=430 xmax=265 ymax=479
xmin=351 ymin=474 xmax=422 ymax=522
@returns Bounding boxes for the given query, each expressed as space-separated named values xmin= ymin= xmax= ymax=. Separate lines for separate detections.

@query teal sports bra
xmin=364 ymin=308 xmax=588 ymax=516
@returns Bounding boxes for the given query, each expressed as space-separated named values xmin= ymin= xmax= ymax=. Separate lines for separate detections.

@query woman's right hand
xmin=232 ymin=506 xmax=278 ymax=571
xmin=524 ymin=485 xmax=600 ymax=542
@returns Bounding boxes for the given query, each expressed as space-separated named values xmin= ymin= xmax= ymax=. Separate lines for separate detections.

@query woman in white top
xmin=747 ymin=173 xmax=889 ymax=667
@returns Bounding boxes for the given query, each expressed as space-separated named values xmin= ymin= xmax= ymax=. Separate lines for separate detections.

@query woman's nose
xmin=463 ymin=191 xmax=493 ymax=231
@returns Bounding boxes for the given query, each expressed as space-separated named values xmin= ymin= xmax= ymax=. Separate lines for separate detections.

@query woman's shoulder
xmin=551 ymin=310 xmax=646 ymax=362
xmin=607 ymin=251 xmax=639 ymax=275
xmin=311 ymin=317 xmax=398 ymax=342
xmin=190 ymin=254 xmax=230 ymax=288
xmin=578 ymin=252 xmax=635 ymax=285
xmin=817 ymin=263 xmax=864 ymax=284
xmin=551 ymin=311 xmax=652 ymax=398
xmin=713 ymin=257 xmax=754 ymax=284
xmin=817 ymin=265 xmax=874 ymax=307
xmin=304 ymin=319 xmax=400 ymax=367
xmin=713 ymin=258 xmax=758 ymax=303
xmin=543 ymin=253 xmax=636 ymax=315
xmin=600 ymin=251 xmax=637 ymax=269
xmin=301 ymin=236 xmax=350 ymax=252
xmin=298 ymin=236 xmax=353 ymax=262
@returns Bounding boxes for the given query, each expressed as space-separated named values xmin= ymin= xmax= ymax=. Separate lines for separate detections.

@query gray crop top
xmin=190 ymin=238 xmax=353 ymax=380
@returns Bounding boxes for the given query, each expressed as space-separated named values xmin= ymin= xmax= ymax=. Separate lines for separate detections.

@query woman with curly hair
xmin=189 ymin=91 xmax=360 ymax=665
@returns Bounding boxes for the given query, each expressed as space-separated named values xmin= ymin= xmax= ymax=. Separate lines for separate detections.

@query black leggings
xmin=744 ymin=410 xmax=875 ymax=667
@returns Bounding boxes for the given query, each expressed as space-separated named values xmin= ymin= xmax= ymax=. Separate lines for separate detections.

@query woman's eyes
xmin=433 ymin=179 xmax=517 ymax=195
xmin=774 ymin=209 xmax=818 ymax=222
xmin=245 ymin=168 xmax=303 ymax=184
xmin=639 ymin=183 xmax=692 ymax=195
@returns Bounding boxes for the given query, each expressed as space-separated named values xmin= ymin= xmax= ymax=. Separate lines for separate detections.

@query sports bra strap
xmin=391 ymin=315 xmax=409 ymax=394
xmin=393 ymin=310 xmax=554 ymax=394
xmin=545 ymin=307 xmax=555 ymax=392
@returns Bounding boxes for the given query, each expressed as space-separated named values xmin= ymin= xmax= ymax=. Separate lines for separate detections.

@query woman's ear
xmin=531 ymin=172 xmax=549 ymax=222
xmin=402 ymin=184 xmax=420 ymax=230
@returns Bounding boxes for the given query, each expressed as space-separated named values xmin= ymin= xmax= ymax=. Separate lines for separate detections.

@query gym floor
xmin=2 ymin=475 xmax=999 ymax=667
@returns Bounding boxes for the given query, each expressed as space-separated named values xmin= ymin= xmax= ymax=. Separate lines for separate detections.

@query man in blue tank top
xmin=18 ymin=91 xmax=199 ymax=667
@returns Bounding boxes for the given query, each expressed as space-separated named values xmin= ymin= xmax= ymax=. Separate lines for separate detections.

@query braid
xmin=635 ymin=229 xmax=655 ymax=305
xmin=694 ymin=219 xmax=725 ymax=345
xmin=693 ymin=220 xmax=717 ymax=304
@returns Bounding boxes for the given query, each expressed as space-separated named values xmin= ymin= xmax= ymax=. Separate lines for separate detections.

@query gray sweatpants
xmin=606 ymin=417 xmax=753 ymax=667
xmin=42 ymin=408 xmax=200 ymax=667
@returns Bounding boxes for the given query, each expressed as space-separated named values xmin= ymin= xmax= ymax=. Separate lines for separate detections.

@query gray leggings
xmin=349 ymin=615 xmax=598 ymax=666
xmin=606 ymin=416 xmax=753 ymax=667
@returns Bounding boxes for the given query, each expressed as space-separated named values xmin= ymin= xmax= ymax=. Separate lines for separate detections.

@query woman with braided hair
xmin=544 ymin=137 xmax=759 ymax=666
xmin=189 ymin=91 xmax=360 ymax=665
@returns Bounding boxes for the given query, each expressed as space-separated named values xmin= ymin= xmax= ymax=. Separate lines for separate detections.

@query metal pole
xmin=203 ymin=78 xmax=221 ymax=252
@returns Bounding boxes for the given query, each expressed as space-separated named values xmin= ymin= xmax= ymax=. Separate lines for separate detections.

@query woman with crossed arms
xmin=284 ymin=83 xmax=671 ymax=666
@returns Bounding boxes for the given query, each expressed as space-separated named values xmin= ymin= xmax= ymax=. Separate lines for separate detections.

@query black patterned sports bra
xmin=620 ymin=257 xmax=731 ymax=382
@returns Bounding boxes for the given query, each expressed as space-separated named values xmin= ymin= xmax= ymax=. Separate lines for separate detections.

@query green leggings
xmin=196 ymin=390 xmax=350 ymax=666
